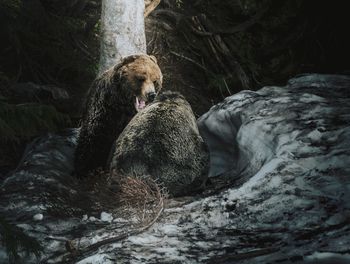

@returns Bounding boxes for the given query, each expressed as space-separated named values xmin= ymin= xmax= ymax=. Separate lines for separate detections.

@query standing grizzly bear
xmin=109 ymin=91 xmax=209 ymax=197
xmin=75 ymin=54 xmax=163 ymax=178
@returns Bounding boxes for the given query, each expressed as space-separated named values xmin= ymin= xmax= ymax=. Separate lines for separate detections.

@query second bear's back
xmin=110 ymin=92 xmax=209 ymax=197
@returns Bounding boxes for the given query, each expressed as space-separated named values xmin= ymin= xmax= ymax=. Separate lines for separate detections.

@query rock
xmin=0 ymin=74 xmax=349 ymax=263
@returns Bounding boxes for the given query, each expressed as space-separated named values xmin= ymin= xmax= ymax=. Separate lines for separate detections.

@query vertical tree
xmin=99 ymin=0 xmax=147 ymax=73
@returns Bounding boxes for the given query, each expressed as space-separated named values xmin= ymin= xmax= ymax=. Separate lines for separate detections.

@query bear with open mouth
xmin=74 ymin=54 xmax=163 ymax=178
xmin=109 ymin=91 xmax=209 ymax=197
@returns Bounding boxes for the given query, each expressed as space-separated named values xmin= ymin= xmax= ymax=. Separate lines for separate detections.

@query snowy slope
xmin=1 ymin=74 xmax=350 ymax=263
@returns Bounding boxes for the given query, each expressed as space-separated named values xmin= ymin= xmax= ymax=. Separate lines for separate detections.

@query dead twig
xmin=191 ymin=7 xmax=268 ymax=36
xmin=55 ymin=176 xmax=167 ymax=263
xmin=215 ymin=7 xmax=268 ymax=35
xmin=152 ymin=9 xmax=184 ymax=25
xmin=74 ymin=197 xmax=164 ymax=260
xmin=170 ymin=51 xmax=209 ymax=73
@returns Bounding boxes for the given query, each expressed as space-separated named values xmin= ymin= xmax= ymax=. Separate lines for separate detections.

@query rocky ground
xmin=0 ymin=74 xmax=350 ymax=263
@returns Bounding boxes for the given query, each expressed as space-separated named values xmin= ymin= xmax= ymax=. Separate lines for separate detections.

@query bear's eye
xmin=137 ymin=76 xmax=146 ymax=82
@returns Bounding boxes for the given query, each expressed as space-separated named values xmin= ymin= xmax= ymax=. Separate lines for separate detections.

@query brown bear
xmin=109 ymin=91 xmax=209 ymax=197
xmin=74 ymin=54 xmax=163 ymax=178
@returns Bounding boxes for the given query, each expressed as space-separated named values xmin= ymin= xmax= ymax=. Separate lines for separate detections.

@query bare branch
xmin=145 ymin=0 xmax=161 ymax=17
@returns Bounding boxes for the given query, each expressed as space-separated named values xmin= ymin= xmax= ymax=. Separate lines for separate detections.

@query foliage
xmin=0 ymin=216 xmax=42 ymax=263
xmin=0 ymin=0 xmax=99 ymax=90
xmin=0 ymin=98 xmax=70 ymax=143
xmin=208 ymin=74 xmax=233 ymax=99
xmin=150 ymin=0 xmax=349 ymax=116
xmin=0 ymin=0 xmax=99 ymax=170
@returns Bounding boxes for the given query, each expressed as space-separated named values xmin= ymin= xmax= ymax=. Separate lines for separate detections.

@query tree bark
xmin=99 ymin=0 xmax=147 ymax=73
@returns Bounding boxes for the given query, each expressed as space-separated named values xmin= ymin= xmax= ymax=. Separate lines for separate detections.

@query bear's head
xmin=117 ymin=54 xmax=163 ymax=112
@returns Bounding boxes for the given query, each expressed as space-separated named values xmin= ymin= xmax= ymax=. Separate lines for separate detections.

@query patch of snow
xmin=157 ymin=224 xmax=178 ymax=236
xmin=113 ymin=217 xmax=128 ymax=223
xmin=307 ymin=129 xmax=323 ymax=142
xmin=16 ymin=223 xmax=32 ymax=230
xmin=164 ymin=207 xmax=184 ymax=213
xmin=89 ymin=216 xmax=97 ymax=221
xmin=76 ymin=254 xmax=114 ymax=264
xmin=128 ymin=234 xmax=162 ymax=245
xmin=33 ymin=213 xmax=43 ymax=221
xmin=226 ymin=158 xmax=284 ymax=201
xmin=304 ymin=252 xmax=350 ymax=263
xmin=206 ymin=211 xmax=230 ymax=228
xmin=100 ymin=212 xmax=113 ymax=222
xmin=299 ymin=93 xmax=326 ymax=103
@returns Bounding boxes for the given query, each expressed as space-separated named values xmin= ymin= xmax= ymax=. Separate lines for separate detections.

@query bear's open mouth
xmin=135 ymin=96 xmax=147 ymax=112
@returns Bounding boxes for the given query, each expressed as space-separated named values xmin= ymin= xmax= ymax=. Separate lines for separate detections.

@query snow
xmin=100 ymin=212 xmax=113 ymax=222
xmin=1 ymin=74 xmax=350 ymax=263
xmin=128 ymin=235 xmax=162 ymax=245
xmin=76 ymin=254 xmax=114 ymax=264
xmin=304 ymin=252 xmax=350 ymax=263
xmin=113 ymin=217 xmax=128 ymax=223
xmin=299 ymin=93 xmax=326 ymax=103
xmin=157 ymin=224 xmax=178 ymax=236
xmin=33 ymin=213 xmax=43 ymax=221
xmin=225 ymin=158 xmax=284 ymax=201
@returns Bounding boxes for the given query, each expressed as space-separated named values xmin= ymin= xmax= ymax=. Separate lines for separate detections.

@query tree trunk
xmin=99 ymin=0 xmax=147 ymax=73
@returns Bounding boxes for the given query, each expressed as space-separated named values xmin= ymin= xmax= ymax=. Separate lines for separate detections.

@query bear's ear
xmin=113 ymin=55 xmax=138 ymax=74
xmin=119 ymin=65 xmax=129 ymax=76
xmin=149 ymin=55 xmax=158 ymax=64
xmin=120 ymin=55 xmax=138 ymax=66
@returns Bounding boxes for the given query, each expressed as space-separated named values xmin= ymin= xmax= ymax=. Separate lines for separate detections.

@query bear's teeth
xmin=135 ymin=97 xmax=146 ymax=112
xmin=135 ymin=97 xmax=140 ymax=112
xmin=139 ymin=99 xmax=146 ymax=108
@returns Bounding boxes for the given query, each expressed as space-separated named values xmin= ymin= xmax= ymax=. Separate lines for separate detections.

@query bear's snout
xmin=146 ymin=91 xmax=156 ymax=102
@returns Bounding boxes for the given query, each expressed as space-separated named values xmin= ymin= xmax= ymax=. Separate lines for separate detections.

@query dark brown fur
xmin=74 ymin=54 xmax=162 ymax=178
xmin=109 ymin=91 xmax=209 ymax=197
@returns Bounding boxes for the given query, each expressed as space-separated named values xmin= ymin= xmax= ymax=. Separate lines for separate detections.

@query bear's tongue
xmin=135 ymin=97 xmax=146 ymax=112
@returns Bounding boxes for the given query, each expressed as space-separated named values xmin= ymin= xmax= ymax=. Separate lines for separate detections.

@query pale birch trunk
xmin=99 ymin=0 xmax=147 ymax=73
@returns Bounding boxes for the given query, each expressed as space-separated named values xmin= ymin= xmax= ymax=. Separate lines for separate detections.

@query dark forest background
xmin=0 ymin=0 xmax=349 ymax=175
